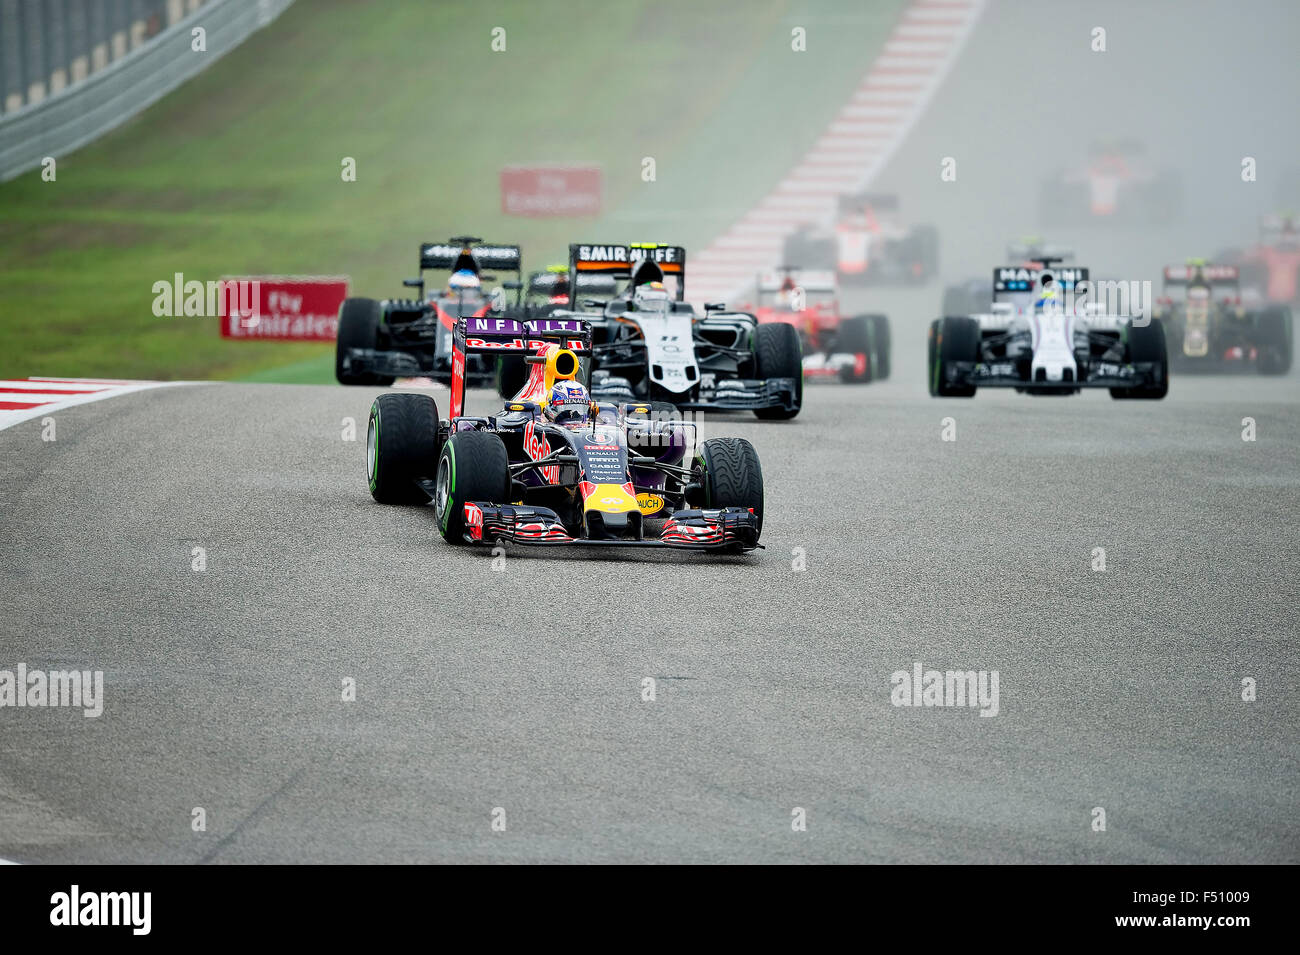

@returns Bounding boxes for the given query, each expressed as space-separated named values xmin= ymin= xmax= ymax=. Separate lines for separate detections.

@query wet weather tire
xmin=496 ymin=355 xmax=530 ymax=399
xmin=695 ymin=436 xmax=764 ymax=538
xmin=367 ymin=393 xmax=442 ymax=504
xmin=752 ymin=321 xmax=803 ymax=419
xmin=836 ymin=316 xmax=875 ymax=384
xmin=434 ymin=431 xmax=511 ymax=545
xmin=1256 ymin=306 xmax=1293 ymax=375
xmin=1110 ymin=319 xmax=1169 ymax=399
xmin=931 ymin=316 xmax=979 ymax=397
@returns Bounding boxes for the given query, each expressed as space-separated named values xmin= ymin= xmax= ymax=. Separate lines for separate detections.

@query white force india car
xmin=566 ymin=243 xmax=803 ymax=419
xmin=929 ymin=259 xmax=1169 ymax=399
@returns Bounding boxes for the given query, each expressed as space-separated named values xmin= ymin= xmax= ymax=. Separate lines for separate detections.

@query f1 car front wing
xmin=590 ymin=375 xmax=798 ymax=412
xmin=941 ymin=360 xmax=1165 ymax=390
xmin=463 ymin=502 xmax=761 ymax=551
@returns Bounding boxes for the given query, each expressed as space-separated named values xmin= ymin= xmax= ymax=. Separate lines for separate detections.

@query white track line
xmin=0 ymin=379 xmax=192 ymax=431
xmin=687 ymin=0 xmax=986 ymax=305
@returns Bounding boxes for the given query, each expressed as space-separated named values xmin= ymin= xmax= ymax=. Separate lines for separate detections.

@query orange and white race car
xmin=782 ymin=193 xmax=938 ymax=285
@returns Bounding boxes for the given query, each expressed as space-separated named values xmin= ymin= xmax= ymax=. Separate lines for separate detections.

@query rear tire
xmin=931 ymin=316 xmax=979 ymax=397
xmin=367 ymin=393 xmax=442 ymax=504
xmin=695 ymin=437 xmax=764 ymax=539
xmin=752 ymin=321 xmax=803 ymax=419
xmin=434 ymin=431 xmax=511 ymax=544
xmin=496 ymin=355 xmax=529 ymax=399
xmin=836 ymin=316 xmax=875 ymax=383
xmin=909 ymin=224 xmax=939 ymax=280
xmin=927 ymin=319 xmax=940 ymax=396
xmin=1110 ymin=319 xmax=1169 ymax=399
xmin=337 ymin=298 xmax=395 ymax=386
xmin=1256 ymin=306 xmax=1293 ymax=375
xmin=871 ymin=314 xmax=891 ymax=380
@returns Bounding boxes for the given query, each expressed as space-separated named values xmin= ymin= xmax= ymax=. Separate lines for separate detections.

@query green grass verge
xmin=0 ymin=0 xmax=901 ymax=383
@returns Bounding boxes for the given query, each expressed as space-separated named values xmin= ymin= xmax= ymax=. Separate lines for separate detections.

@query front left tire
xmin=367 ymin=393 xmax=442 ymax=504
xmin=337 ymin=297 xmax=396 ymax=387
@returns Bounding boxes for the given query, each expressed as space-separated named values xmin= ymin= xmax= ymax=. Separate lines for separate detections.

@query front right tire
xmin=695 ymin=436 xmax=764 ymax=539
xmin=752 ymin=321 xmax=803 ymax=419
xmin=930 ymin=316 xmax=979 ymax=397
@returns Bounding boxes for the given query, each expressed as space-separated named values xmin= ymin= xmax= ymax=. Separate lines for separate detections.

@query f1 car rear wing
xmin=568 ymin=243 xmax=687 ymax=301
xmin=838 ymin=192 xmax=899 ymax=214
xmin=409 ymin=237 xmax=523 ymax=309
xmin=993 ymin=264 xmax=1089 ymax=299
xmin=1006 ymin=239 xmax=1074 ymax=264
xmin=757 ymin=268 xmax=835 ymax=294
xmin=527 ymin=270 xmax=619 ymax=297
xmin=1162 ymin=264 xmax=1239 ymax=287
xmin=420 ymin=237 xmax=522 ymax=274
xmin=448 ymin=315 xmax=593 ymax=419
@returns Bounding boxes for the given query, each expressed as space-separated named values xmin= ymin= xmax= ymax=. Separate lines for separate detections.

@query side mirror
xmin=502 ymin=280 xmax=523 ymax=290
xmin=582 ymin=299 xmax=606 ymax=308
xmin=403 ymin=278 xmax=423 ymax=288
xmin=705 ymin=302 xmax=726 ymax=311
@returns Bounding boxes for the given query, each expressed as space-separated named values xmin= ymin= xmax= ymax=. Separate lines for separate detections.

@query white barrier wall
xmin=0 ymin=0 xmax=294 ymax=181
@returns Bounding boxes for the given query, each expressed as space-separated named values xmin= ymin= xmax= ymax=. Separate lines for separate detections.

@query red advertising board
xmin=501 ymin=164 xmax=602 ymax=217
xmin=219 ymin=276 xmax=349 ymax=341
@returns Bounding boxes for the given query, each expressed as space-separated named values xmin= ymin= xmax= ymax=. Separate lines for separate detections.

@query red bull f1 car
xmin=930 ymin=259 xmax=1169 ymax=399
xmin=336 ymin=236 xmax=522 ymax=386
xmin=782 ymin=193 xmax=938 ymax=285
xmin=363 ymin=315 xmax=765 ymax=551
xmin=739 ymin=268 xmax=890 ymax=383
xmin=567 ymin=243 xmax=803 ymax=419
xmin=1153 ymin=262 xmax=1292 ymax=374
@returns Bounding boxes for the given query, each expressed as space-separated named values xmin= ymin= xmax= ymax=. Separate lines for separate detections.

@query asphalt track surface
xmin=2 ymin=0 xmax=1299 ymax=863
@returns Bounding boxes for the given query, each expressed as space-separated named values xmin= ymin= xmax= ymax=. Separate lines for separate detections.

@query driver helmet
xmin=448 ymin=269 xmax=481 ymax=293
xmin=1034 ymin=276 xmax=1060 ymax=310
xmin=776 ymin=276 xmax=797 ymax=306
xmin=545 ymin=380 xmax=591 ymax=427
xmin=633 ymin=280 xmax=671 ymax=311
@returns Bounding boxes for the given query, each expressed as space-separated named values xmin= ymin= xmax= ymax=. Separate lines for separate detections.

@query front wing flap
xmin=463 ymin=503 xmax=760 ymax=551
xmin=941 ymin=360 xmax=1165 ymax=390
xmin=590 ymin=374 xmax=798 ymax=411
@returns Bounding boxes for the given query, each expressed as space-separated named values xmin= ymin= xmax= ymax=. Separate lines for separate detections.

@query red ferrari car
xmin=740 ymin=268 xmax=890 ymax=383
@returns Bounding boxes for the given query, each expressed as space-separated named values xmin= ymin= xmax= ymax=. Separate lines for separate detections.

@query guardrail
xmin=0 ymin=0 xmax=294 ymax=182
